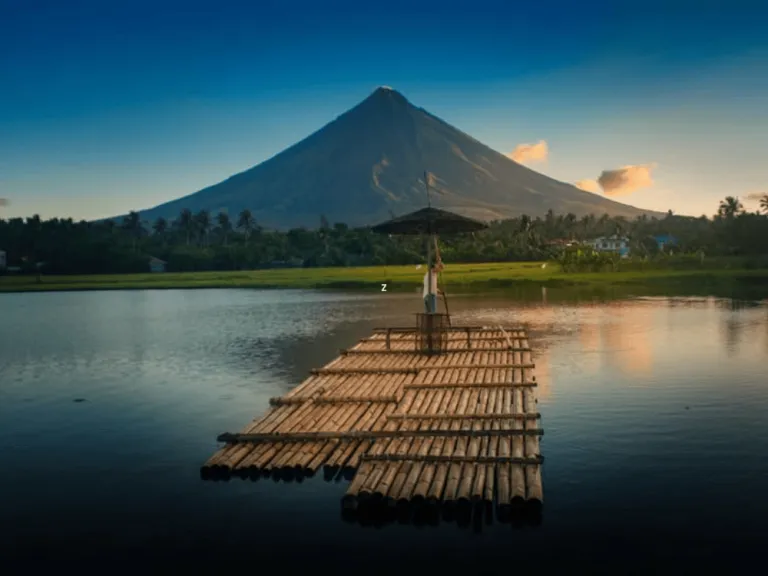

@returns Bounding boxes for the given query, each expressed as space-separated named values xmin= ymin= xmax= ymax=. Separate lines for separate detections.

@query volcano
xmin=129 ymin=87 xmax=658 ymax=229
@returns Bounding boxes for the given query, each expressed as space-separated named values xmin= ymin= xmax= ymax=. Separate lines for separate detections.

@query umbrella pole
xmin=441 ymin=280 xmax=451 ymax=325
xmin=434 ymin=235 xmax=451 ymax=324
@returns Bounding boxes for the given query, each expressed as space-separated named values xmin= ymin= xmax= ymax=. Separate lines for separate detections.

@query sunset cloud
xmin=0 ymin=198 xmax=9 ymax=207
xmin=744 ymin=191 xmax=767 ymax=202
xmin=575 ymin=179 xmax=601 ymax=193
xmin=597 ymin=163 xmax=656 ymax=196
xmin=507 ymin=140 xmax=549 ymax=163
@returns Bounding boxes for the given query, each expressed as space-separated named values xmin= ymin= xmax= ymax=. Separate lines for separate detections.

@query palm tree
xmin=760 ymin=194 xmax=768 ymax=214
xmin=519 ymin=214 xmax=531 ymax=233
xmin=153 ymin=217 xmax=167 ymax=236
xmin=195 ymin=210 xmax=211 ymax=246
xmin=121 ymin=211 xmax=142 ymax=253
xmin=177 ymin=209 xmax=194 ymax=245
xmin=217 ymin=212 xmax=232 ymax=246
xmin=718 ymin=196 xmax=743 ymax=219
xmin=237 ymin=209 xmax=256 ymax=245
xmin=153 ymin=217 xmax=168 ymax=247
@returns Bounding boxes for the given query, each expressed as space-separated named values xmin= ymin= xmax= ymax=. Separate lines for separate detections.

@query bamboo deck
xmin=202 ymin=325 xmax=544 ymax=521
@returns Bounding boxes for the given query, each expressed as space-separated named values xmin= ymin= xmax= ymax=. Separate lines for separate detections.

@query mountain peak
xmin=127 ymin=88 xmax=660 ymax=229
xmin=369 ymin=85 xmax=408 ymax=102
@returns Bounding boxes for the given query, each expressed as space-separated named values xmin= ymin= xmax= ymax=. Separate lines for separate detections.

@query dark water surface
xmin=2 ymin=288 xmax=768 ymax=573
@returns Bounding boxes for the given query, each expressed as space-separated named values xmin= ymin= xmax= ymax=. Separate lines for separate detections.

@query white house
xmin=148 ymin=257 xmax=167 ymax=273
xmin=587 ymin=235 xmax=630 ymax=257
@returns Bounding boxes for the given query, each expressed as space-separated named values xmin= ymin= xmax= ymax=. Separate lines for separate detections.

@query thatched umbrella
xmin=371 ymin=206 xmax=488 ymax=236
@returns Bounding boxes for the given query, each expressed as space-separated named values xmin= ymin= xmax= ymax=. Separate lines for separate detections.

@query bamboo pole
xmin=343 ymin=347 xmax=531 ymax=354
xmin=386 ymin=413 xmax=541 ymax=420
xmin=426 ymin=385 xmax=461 ymax=504
xmin=385 ymin=383 xmax=434 ymax=506
xmin=343 ymin=461 xmax=375 ymax=507
xmin=522 ymin=337 xmax=544 ymax=504
xmin=398 ymin=386 xmax=446 ymax=503
xmin=510 ymin=349 xmax=526 ymax=504
xmin=403 ymin=381 xmax=537 ymax=390
xmin=411 ymin=386 xmax=452 ymax=503
xmin=466 ymin=387 xmax=493 ymax=503
xmin=413 ymin=362 xmax=536 ymax=371
xmin=293 ymin=405 xmax=361 ymax=470
xmin=372 ymin=325 xmax=526 ymax=332
xmin=369 ymin=387 xmax=417 ymax=500
xmin=274 ymin=376 xmax=377 ymax=471
xmin=311 ymin=367 xmax=419 ymax=375
xmin=443 ymin=388 xmax=476 ymax=505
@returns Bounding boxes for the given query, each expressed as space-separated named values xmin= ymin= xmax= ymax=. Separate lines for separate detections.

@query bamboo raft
xmin=202 ymin=325 xmax=544 ymax=521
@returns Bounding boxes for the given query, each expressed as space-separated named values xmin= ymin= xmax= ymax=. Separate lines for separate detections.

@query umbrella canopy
xmin=371 ymin=207 xmax=488 ymax=236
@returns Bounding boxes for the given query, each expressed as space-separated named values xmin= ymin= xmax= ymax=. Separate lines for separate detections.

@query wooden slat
xmin=387 ymin=413 xmax=541 ymax=420
xmin=372 ymin=325 xmax=527 ymax=333
xmin=217 ymin=428 xmax=544 ymax=443
xmin=403 ymin=381 xmax=536 ymax=390
xmin=415 ymin=363 xmax=535 ymax=371
xmin=270 ymin=395 xmax=398 ymax=405
xmin=361 ymin=335 xmax=527 ymax=342
xmin=360 ymin=454 xmax=543 ymax=464
xmin=314 ymin=395 xmax=398 ymax=404
xmin=341 ymin=347 xmax=532 ymax=354
xmin=310 ymin=368 xmax=419 ymax=375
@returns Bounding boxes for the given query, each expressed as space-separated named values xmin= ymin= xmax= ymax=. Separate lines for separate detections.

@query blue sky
xmin=1 ymin=0 xmax=767 ymax=220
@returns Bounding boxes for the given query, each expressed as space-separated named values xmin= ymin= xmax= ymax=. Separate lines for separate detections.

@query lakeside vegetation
xmin=1 ymin=195 xmax=767 ymax=294
xmin=2 ymin=260 xmax=768 ymax=295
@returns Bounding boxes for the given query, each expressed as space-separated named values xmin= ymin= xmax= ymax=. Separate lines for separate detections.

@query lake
xmin=2 ymin=287 xmax=768 ymax=573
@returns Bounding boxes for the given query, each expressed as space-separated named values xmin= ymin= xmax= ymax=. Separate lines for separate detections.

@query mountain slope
xmin=130 ymin=87 xmax=660 ymax=228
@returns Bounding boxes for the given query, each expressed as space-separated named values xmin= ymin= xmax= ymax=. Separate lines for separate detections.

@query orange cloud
xmin=575 ymin=179 xmax=601 ymax=193
xmin=597 ymin=163 xmax=657 ymax=196
xmin=507 ymin=140 xmax=549 ymax=163
xmin=744 ymin=191 xmax=767 ymax=202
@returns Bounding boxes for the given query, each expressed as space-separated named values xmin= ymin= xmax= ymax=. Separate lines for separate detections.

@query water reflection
xmin=2 ymin=288 xmax=768 ymax=570
xmin=341 ymin=499 xmax=542 ymax=529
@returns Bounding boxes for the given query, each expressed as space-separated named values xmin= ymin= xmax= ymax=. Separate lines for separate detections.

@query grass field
xmin=2 ymin=262 xmax=767 ymax=294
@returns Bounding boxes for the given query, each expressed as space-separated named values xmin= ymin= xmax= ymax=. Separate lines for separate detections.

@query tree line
xmin=1 ymin=195 xmax=767 ymax=275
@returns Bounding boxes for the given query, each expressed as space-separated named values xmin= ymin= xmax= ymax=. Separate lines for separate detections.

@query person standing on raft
xmin=422 ymin=239 xmax=444 ymax=313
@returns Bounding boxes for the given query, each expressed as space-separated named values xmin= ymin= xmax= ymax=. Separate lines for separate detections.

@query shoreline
xmin=1 ymin=263 xmax=767 ymax=295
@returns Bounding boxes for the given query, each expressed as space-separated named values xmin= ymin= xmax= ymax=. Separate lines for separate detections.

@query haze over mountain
xmin=128 ymin=87 xmax=660 ymax=229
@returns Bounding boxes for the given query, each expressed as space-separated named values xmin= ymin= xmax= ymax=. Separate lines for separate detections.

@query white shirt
xmin=423 ymin=270 xmax=437 ymax=298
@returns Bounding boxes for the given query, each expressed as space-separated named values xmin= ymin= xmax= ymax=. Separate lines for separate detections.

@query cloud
xmin=507 ymin=140 xmax=549 ymax=163
xmin=0 ymin=198 xmax=9 ymax=207
xmin=744 ymin=191 xmax=767 ymax=202
xmin=596 ymin=163 xmax=657 ymax=196
xmin=575 ymin=179 xmax=601 ymax=193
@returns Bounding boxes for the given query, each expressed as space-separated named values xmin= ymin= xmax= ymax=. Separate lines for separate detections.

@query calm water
xmin=2 ymin=288 xmax=768 ymax=573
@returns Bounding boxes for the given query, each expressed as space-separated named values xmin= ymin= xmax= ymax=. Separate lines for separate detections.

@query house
xmin=654 ymin=234 xmax=678 ymax=251
xmin=587 ymin=235 xmax=631 ymax=257
xmin=148 ymin=257 xmax=167 ymax=273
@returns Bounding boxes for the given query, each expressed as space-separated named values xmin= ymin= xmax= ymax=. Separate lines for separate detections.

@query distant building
xmin=654 ymin=234 xmax=678 ymax=251
xmin=0 ymin=250 xmax=6 ymax=271
xmin=148 ymin=257 xmax=167 ymax=273
xmin=587 ymin=235 xmax=630 ymax=257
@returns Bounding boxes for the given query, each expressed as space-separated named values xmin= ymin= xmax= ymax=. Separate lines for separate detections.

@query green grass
xmin=2 ymin=261 xmax=768 ymax=294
